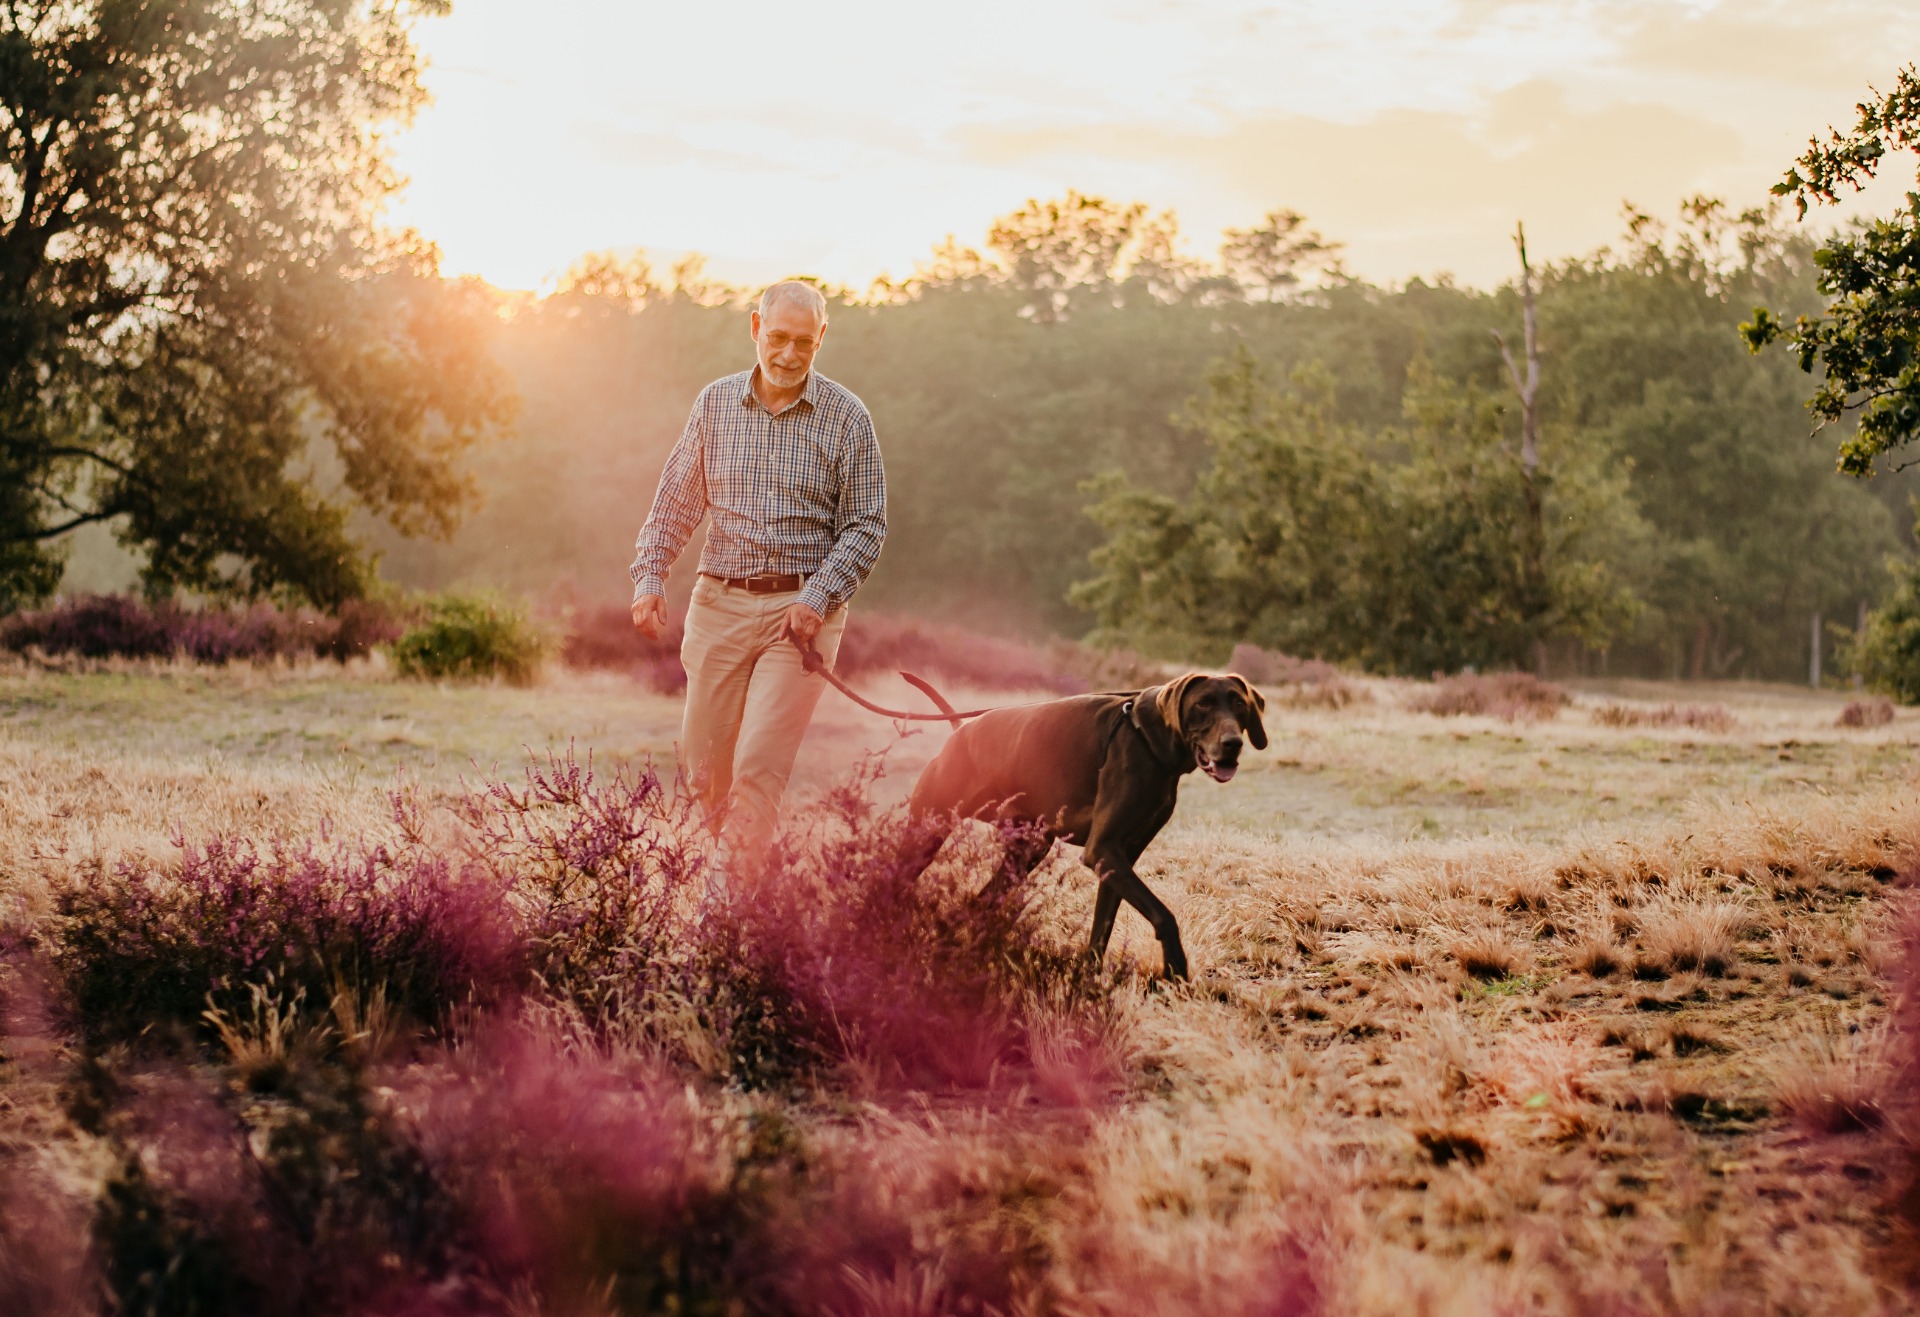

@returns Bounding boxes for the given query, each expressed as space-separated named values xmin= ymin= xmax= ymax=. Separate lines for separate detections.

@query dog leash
xmin=781 ymin=624 xmax=1000 ymax=727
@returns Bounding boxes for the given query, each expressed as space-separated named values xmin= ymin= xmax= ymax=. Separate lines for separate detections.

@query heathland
xmin=3 ymin=657 xmax=1915 ymax=1313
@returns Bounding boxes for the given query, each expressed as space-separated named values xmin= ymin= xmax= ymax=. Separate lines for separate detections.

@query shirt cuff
xmin=797 ymin=579 xmax=835 ymax=616
xmin=633 ymin=574 xmax=667 ymax=601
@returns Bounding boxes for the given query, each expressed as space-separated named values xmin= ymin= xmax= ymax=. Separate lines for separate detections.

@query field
xmin=3 ymin=656 xmax=1918 ymax=1314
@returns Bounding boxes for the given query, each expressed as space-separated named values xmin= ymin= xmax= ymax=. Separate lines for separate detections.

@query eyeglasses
xmin=762 ymin=331 xmax=820 ymax=353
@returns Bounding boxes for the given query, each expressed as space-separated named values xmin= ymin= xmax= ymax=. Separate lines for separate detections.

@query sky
xmin=387 ymin=0 xmax=1920 ymax=294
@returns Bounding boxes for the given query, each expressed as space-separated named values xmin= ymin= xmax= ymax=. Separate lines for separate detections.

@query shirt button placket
xmin=759 ymin=407 xmax=775 ymax=576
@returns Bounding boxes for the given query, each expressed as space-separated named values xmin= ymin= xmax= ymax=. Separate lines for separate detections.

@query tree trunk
xmin=1493 ymin=223 xmax=1548 ymax=674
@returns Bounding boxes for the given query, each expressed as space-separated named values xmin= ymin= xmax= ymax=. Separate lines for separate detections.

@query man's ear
xmin=1228 ymin=674 xmax=1269 ymax=750
xmin=1153 ymin=672 xmax=1204 ymax=738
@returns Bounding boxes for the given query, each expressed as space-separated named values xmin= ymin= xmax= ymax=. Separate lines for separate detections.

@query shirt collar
xmin=741 ymin=365 xmax=818 ymax=414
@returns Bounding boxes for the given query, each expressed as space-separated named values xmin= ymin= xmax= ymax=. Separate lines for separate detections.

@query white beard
xmin=761 ymin=360 xmax=808 ymax=389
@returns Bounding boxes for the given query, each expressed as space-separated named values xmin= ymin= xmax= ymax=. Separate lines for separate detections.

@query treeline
xmin=12 ymin=7 xmax=1902 ymax=683
xmin=369 ymin=195 xmax=1906 ymax=682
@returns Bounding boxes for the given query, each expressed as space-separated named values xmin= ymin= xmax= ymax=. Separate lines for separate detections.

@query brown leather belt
xmin=703 ymin=572 xmax=804 ymax=595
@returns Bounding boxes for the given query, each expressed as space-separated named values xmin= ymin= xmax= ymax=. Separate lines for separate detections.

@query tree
xmin=1219 ymin=209 xmax=1344 ymax=301
xmin=383 ymin=192 xmax=1886 ymax=679
xmin=1071 ymin=351 xmax=1643 ymax=673
xmin=1532 ymin=199 xmax=1897 ymax=678
xmin=1743 ymin=64 xmax=1920 ymax=476
xmin=982 ymin=191 xmax=1204 ymax=319
xmin=0 ymin=0 xmax=509 ymax=610
xmin=1852 ymin=510 xmax=1920 ymax=702
xmin=1071 ymin=355 xmax=1377 ymax=661
xmin=553 ymin=249 xmax=659 ymax=309
xmin=1489 ymin=223 xmax=1549 ymax=670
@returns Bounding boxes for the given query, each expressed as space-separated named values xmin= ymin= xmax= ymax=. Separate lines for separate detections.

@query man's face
xmin=751 ymin=299 xmax=826 ymax=389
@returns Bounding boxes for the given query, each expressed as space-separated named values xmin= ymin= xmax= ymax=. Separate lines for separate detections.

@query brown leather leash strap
xmin=782 ymin=624 xmax=998 ymax=728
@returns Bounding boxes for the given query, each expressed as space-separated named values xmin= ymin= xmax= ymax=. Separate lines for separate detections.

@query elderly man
xmin=630 ymin=280 xmax=886 ymax=853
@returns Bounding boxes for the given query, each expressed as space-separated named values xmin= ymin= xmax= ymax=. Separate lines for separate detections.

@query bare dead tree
xmin=1491 ymin=223 xmax=1549 ymax=672
xmin=1491 ymin=223 xmax=1541 ymax=479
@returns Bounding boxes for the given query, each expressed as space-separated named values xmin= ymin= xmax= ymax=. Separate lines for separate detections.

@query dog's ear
xmin=1227 ymin=674 xmax=1268 ymax=750
xmin=1153 ymin=672 xmax=1205 ymax=737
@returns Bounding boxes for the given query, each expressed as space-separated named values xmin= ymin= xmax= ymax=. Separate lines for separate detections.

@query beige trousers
xmin=678 ymin=575 xmax=848 ymax=852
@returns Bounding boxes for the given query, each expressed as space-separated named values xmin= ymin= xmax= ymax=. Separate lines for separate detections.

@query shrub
xmin=463 ymin=753 xmax=1119 ymax=1093
xmin=1856 ymin=563 xmax=1920 ymax=703
xmin=312 ymin=596 xmax=408 ymax=661
xmin=1 ymin=592 xmax=176 ymax=658
xmin=1406 ymin=671 xmax=1569 ymax=721
xmin=44 ymin=748 xmax=1116 ymax=1093
xmin=1227 ymin=642 xmax=1343 ymax=686
xmin=38 ymin=759 xmax=1127 ymax=1312
xmin=1592 ymin=701 xmax=1736 ymax=732
xmin=557 ymin=601 xmax=687 ymax=693
xmin=736 ymin=784 xmax=1118 ymax=1094
xmin=1228 ymin=642 xmax=1368 ymax=710
xmin=0 ymin=592 xmax=404 ymax=664
xmin=395 ymin=1028 xmax=1089 ymax=1315
xmin=392 ymin=591 xmax=549 ymax=684
xmin=1044 ymin=637 xmax=1163 ymax=690
xmin=554 ymin=605 xmax=1164 ymax=699
xmin=49 ymin=836 xmax=522 ymax=1045
xmin=404 ymin=1034 xmax=752 ymax=1314
xmin=76 ymin=1046 xmax=464 ymax=1317
xmin=1274 ymin=678 xmax=1366 ymax=710
xmin=1838 ymin=697 xmax=1896 ymax=728
xmin=836 ymin=613 xmax=1085 ymax=692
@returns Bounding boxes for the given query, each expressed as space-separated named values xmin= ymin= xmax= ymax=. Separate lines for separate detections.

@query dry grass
xmin=4 ymin=665 xmax=1920 ymax=1312
xmin=1773 ymin=1018 xmax=1895 ymax=1135
xmin=1635 ymin=891 xmax=1751 ymax=977
xmin=1592 ymin=700 xmax=1737 ymax=732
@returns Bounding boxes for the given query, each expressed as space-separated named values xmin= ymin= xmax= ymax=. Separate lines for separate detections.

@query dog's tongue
xmin=1197 ymin=751 xmax=1237 ymax=783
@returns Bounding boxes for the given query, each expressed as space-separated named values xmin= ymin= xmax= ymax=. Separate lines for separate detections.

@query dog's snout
xmin=1219 ymin=734 xmax=1244 ymax=758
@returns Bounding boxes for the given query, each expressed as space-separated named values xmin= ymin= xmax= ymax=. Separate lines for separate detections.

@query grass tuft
xmin=1592 ymin=701 xmax=1736 ymax=732
xmin=1448 ymin=928 xmax=1526 ymax=981
xmin=1770 ymin=1027 xmax=1892 ymax=1134
xmin=1636 ymin=896 xmax=1748 ymax=977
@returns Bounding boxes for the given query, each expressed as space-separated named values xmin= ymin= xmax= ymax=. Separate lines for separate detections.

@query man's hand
xmin=783 ymin=601 xmax=825 ymax=648
xmin=631 ymin=593 xmax=667 ymax=640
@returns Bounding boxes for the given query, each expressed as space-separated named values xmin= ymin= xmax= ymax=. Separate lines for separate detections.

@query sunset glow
xmin=389 ymin=0 xmax=1920 ymax=293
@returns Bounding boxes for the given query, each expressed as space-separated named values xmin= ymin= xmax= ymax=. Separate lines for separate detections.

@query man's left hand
xmin=784 ymin=601 xmax=825 ymax=648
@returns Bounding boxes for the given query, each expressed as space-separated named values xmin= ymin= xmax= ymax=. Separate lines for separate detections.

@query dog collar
xmin=1120 ymin=698 xmax=1180 ymax=772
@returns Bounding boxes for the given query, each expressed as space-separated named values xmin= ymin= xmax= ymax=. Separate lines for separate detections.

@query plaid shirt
xmin=630 ymin=367 xmax=887 ymax=616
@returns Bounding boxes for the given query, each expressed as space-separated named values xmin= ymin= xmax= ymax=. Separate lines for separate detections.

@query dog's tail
xmin=900 ymin=671 xmax=964 ymax=730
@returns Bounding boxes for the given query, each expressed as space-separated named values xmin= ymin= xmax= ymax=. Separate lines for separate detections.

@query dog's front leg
xmin=1086 ymin=852 xmax=1188 ymax=980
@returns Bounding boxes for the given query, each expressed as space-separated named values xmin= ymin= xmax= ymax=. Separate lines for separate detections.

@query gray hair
xmin=758 ymin=279 xmax=828 ymax=324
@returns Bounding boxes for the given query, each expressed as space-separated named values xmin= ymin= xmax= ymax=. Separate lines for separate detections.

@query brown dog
xmin=906 ymin=673 xmax=1267 ymax=979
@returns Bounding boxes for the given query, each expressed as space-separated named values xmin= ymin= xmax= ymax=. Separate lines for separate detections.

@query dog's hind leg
xmin=896 ymin=812 xmax=955 ymax=890
xmin=976 ymin=828 xmax=1054 ymax=905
